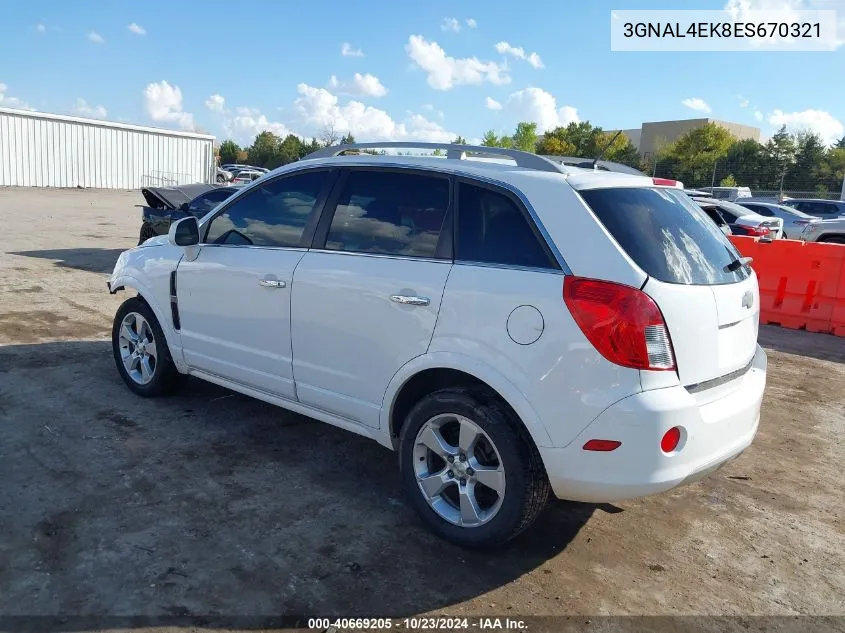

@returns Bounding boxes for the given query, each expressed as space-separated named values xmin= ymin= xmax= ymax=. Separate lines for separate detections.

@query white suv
xmin=107 ymin=142 xmax=767 ymax=548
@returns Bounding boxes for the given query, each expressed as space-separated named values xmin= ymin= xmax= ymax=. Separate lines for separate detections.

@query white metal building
xmin=0 ymin=107 xmax=215 ymax=189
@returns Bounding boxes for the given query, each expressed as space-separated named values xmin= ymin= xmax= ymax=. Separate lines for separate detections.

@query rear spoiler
xmin=652 ymin=177 xmax=684 ymax=189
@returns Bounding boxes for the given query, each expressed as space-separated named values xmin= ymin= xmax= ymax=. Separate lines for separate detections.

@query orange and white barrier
xmin=729 ymin=236 xmax=845 ymax=337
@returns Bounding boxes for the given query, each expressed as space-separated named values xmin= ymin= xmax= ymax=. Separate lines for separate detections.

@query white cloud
xmin=205 ymin=94 xmax=227 ymax=113
xmin=754 ymin=110 xmax=764 ymax=122
xmin=293 ymin=83 xmax=455 ymax=142
xmin=485 ymin=97 xmax=503 ymax=111
xmin=225 ymin=110 xmax=295 ymax=145
xmin=87 ymin=31 xmax=104 ymax=44
xmin=768 ymin=108 xmax=845 ymax=145
xmin=143 ymin=80 xmax=194 ymax=130
xmin=441 ymin=18 xmax=461 ymax=32
xmin=36 ymin=23 xmax=45 ymax=33
xmin=128 ymin=23 xmax=146 ymax=35
xmin=738 ymin=96 xmax=750 ymax=108
xmin=74 ymin=98 xmax=107 ymax=119
xmin=341 ymin=42 xmax=364 ymax=57
xmin=502 ymin=87 xmax=579 ymax=133
xmin=327 ymin=73 xmax=388 ymax=98
xmin=494 ymin=41 xmax=544 ymax=69
xmin=681 ymin=97 xmax=712 ymax=114
xmin=466 ymin=18 xmax=477 ymax=28
xmin=406 ymin=35 xmax=510 ymax=90
xmin=0 ymin=83 xmax=34 ymax=110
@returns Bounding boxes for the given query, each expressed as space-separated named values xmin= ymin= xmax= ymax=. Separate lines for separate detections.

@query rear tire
xmin=138 ymin=223 xmax=156 ymax=245
xmin=399 ymin=387 xmax=550 ymax=548
xmin=821 ymin=236 xmax=845 ymax=244
xmin=216 ymin=174 xmax=226 ymax=183
xmin=112 ymin=297 xmax=182 ymax=397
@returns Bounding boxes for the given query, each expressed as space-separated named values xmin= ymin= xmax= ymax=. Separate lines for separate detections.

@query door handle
xmin=390 ymin=295 xmax=430 ymax=306
xmin=258 ymin=279 xmax=286 ymax=289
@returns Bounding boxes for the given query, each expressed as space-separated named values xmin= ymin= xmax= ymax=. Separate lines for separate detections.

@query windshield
xmin=580 ymin=187 xmax=750 ymax=286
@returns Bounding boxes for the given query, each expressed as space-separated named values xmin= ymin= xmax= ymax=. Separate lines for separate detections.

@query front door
xmin=176 ymin=168 xmax=332 ymax=400
xmin=290 ymin=168 xmax=453 ymax=427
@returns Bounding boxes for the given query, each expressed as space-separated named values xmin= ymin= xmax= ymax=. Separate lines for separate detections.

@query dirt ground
xmin=0 ymin=187 xmax=844 ymax=626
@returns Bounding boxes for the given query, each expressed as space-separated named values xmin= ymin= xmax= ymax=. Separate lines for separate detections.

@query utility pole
xmin=711 ymin=160 xmax=718 ymax=189
xmin=840 ymin=169 xmax=845 ymax=201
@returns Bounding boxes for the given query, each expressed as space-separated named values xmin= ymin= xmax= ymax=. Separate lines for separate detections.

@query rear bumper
xmin=540 ymin=344 xmax=767 ymax=503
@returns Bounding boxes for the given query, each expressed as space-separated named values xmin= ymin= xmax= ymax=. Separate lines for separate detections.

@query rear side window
xmin=324 ymin=170 xmax=450 ymax=258
xmin=580 ymin=187 xmax=750 ymax=285
xmin=456 ymin=183 xmax=556 ymax=269
xmin=744 ymin=204 xmax=773 ymax=216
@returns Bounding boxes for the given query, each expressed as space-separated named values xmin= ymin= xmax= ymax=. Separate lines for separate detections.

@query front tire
xmin=112 ymin=297 xmax=182 ymax=397
xmin=399 ymin=387 xmax=550 ymax=548
xmin=138 ymin=223 xmax=156 ymax=245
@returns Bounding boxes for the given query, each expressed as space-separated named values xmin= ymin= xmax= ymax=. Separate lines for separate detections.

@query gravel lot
xmin=0 ymin=187 xmax=843 ymax=625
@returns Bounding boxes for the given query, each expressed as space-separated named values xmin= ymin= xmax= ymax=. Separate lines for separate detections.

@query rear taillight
xmin=744 ymin=225 xmax=771 ymax=237
xmin=563 ymin=276 xmax=676 ymax=371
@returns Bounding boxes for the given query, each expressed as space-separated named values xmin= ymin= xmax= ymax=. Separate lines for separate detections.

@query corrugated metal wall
xmin=0 ymin=108 xmax=215 ymax=189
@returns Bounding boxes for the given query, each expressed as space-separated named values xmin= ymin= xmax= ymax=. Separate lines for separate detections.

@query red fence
xmin=729 ymin=236 xmax=845 ymax=337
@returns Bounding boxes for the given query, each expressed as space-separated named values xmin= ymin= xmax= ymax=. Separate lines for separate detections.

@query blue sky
xmin=1 ymin=0 xmax=844 ymax=145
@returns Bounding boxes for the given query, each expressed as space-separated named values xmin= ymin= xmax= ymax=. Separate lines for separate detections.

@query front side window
xmin=456 ymin=182 xmax=556 ymax=269
xmin=204 ymin=170 xmax=327 ymax=247
xmin=188 ymin=188 xmax=235 ymax=216
xmin=324 ymin=170 xmax=450 ymax=258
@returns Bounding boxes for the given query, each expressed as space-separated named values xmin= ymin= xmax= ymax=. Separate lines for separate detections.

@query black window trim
xmin=453 ymin=176 xmax=562 ymax=272
xmin=200 ymin=167 xmax=338 ymax=249
xmin=310 ymin=166 xmax=455 ymax=261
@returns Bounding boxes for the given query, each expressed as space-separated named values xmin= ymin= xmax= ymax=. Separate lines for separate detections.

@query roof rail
xmin=303 ymin=141 xmax=566 ymax=174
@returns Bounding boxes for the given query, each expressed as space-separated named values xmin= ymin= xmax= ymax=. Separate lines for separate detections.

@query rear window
xmin=580 ymin=187 xmax=750 ymax=285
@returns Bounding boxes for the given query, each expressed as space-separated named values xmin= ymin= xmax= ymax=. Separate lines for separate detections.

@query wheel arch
xmin=381 ymin=353 xmax=553 ymax=451
xmin=109 ymin=275 xmax=184 ymax=371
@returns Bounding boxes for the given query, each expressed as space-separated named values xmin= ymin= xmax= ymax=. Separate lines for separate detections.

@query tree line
xmin=216 ymin=120 xmax=845 ymax=194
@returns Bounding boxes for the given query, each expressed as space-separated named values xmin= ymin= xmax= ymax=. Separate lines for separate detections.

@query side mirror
xmin=169 ymin=216 xmax=200 ymax=247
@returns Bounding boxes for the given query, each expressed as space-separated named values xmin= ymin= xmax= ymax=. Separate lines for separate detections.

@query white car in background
xmin=698 ymin=186 xmax=753 ymax=202
xmin=800 ymin=216 xmax=845 ymax=244
xmin=735 ymin=200 xmax=820 ymax=240
xmin=106 ymin=142 xmax=766 ymax=548
xmin=694 ymin=198 xmax=784 ymax=239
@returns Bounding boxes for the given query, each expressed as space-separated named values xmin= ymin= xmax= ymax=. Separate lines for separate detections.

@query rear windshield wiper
xmin=724 ymin=256 xmax=753 ymax=273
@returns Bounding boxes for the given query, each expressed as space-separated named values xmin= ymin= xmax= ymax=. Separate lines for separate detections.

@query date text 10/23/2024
xmin=307 ymin=617 xmax=528 ymax=631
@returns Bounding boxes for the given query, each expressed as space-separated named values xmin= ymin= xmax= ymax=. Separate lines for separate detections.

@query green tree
xmin=218 ymin=139 xmax=241 ymax=165
xmin=722 ymin=139 xmax=767 ymax=188
xmin=510 ymin=122 xmax=538 ymax=152
xmin=785 ymin=132 xmax=825 ymax=191
xmin=481 ymin=130 xmax=501 ymax=147
xmin=536 ymin=134 xmax=576 ymax=156
xmin=452 ymin=135 xmax=468 ymax=144
xmin=835 ymin=135 xmax=845 ymax=150
xmin=247 ymin=131 xmax=282 ymax=168
xmin=765 ymin=125 xmax=797 ymax=192
xmin=340 ymin=133 xmax=356 ymax=145
xmin=664 ymin=122 xmax=736 ymax=186
xmin=720 ymin=174 xmax=737 ymax=187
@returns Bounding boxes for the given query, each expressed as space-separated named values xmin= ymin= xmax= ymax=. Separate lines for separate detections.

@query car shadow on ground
xmin=10 ymin=248 xmax=126 ymax=274
xmin=0 ymin=340 xmax=598 ymax=625
xmin=758 ymin=324 xmax=845 ymax=364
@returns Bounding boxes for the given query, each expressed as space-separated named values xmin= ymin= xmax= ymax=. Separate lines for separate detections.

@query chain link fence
xmin=644 ymin=155 xmax=844 ymax=200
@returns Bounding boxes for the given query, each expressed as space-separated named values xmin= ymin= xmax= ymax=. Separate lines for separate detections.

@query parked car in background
xmin=694 ymin=197 xmax=784 ymax=238
xmin=698 ymin=186 xmax=752 ymax=201
xmin=221 ymin=164 xmax=269 ymax=174
xmin=780 ymin=198 xmax=845 ymax=219
xmin=138 ymin=184 xmax=241 ymax=244
xmin=215 ymin=166 xmax=233 ymax=183
xmin=800 ymin=216 xmax=845 ymax=243
xmin=734 ymin=200 xmax=820 ymax=240
xmin=544 ymin=156 xmax=684 ymax=188
xmin=108 ymin=141 xmax=766 ymax=548
xmin=231 ymin=169 xmax=266 ymax=185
